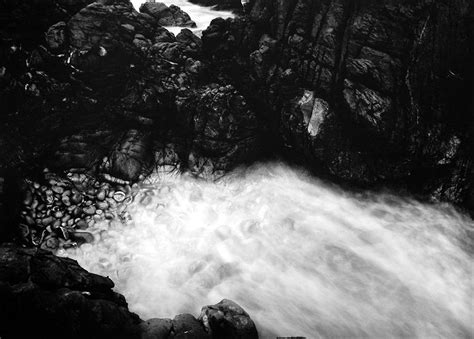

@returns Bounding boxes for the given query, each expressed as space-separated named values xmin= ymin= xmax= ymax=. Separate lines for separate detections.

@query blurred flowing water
xmin=131 ymin=0 xmax=234 ymax=35
xmin=62 ymin=163 xmax=474 ymax=338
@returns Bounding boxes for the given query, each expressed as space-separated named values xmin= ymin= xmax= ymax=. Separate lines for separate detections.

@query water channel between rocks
xmin=61 ymin=163 xmax=474 ymax=338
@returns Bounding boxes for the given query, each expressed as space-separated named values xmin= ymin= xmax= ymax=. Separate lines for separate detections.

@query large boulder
xmin=0 ymin=243 xmax=141 ymax=339
xmin=139 ymin=2 xmax=196 ymax=27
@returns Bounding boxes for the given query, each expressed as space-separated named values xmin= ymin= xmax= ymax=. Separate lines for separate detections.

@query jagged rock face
xmin=0 ymin=0 xmax=472 ymax=206
xmin=177 ymin=84 xmax=262 ymax=177
xmin=0 ymin=243 xmax=141 ymax=339
xmin=139 ymin=2 xmax=197 ymax=28
xmin=202 ymin=0 xmax=473 ymax=207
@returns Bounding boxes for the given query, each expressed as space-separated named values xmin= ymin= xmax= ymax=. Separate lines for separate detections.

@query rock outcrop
xmin=139 ymin=2 xmax=197 ymax=28
xmin=0 ymin=0 xmax=472 ymax=337
xmin=0 ymin=243 xmax=141 ymax=339
xmin=201 ymin=0 xmax=474 ymax=209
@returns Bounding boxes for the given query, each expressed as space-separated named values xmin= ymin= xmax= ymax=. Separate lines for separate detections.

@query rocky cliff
xmin=0 ymin=0 xmax=472 ymax=337
xmin=202 ymin=0 xmax=473 ymax=208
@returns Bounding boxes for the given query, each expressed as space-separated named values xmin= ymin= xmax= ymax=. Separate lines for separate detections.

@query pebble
xmin=42 ymin=216 xmax=54 ymax=226
xmin=72 ymin=206 xmax=82 ymax=217
xmin=67 ymin=219 xmax=75 ymax=227
xmin=61 ymin=195 xmax=71 ymax=206
xmin=54 ymin=211 xmax=63 ymax=219
xmin=31 ymin=199 xmax=39 ymax=210
xmin=51 ymin=186 xmax=64 ymax=194
xmin=71 ymin=192 xmax=83 ymax=204
xmin=96 ymin=201 xmax=109 ymax=210
xmin=41 ymin=235 xmax=59 ymax=251
xmin=75 ymin=220 xmax=88 ymax=230
xmin=83 ymin=206 xmax=96 ymax=215
xmin=105 ymin=212 xmax=114 ymax=220
xmin=71 ymin=231 xmax=94 ymax=244
xmin=113 ymin=191 xmax=126 ymax=202
xmin=96 ymin=190 xmax=106 ymax=201
xmin=23 ymin=190 xmax=33 ymax=205
xmin=52 ymin=220 xmax=61 ymax=229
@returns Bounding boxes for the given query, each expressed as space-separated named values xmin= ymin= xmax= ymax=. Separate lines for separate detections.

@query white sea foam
xmin=131 ymin=0 xmax=234 ymax=35
xmin=62 ymin=163 xmax=474 ymax=338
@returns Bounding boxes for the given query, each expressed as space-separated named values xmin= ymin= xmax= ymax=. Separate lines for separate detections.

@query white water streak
xmin=63 ymin=163 xmax=474 ymax=338
xmin=131 ymin=0 xmax=234 ymax=35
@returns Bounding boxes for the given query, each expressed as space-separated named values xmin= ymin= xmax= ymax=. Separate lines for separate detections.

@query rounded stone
xmin=96 ymin=190 xmax=106 ymax=201
xmin=42 ymin=216 xmax=54 ymax=226
xmin=75 ymin=220 xmax=88 ymax=230
xmin=83 ymin=206 xmax=96 ymax=215
xmin=70 ymin=192 xmax=83 ymax=204
xmin=52 ymin=186 xmax=64 ymax=195
xmin=96 ymin=201 xmax=109 ymax=210
xmin=113 ymin=191 xmax=126 ymax=202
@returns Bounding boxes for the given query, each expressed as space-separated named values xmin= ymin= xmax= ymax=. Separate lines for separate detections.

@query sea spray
xmin=61 ymin=163 xmax=474 ymax=338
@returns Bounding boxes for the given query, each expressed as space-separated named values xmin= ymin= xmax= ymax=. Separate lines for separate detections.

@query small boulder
xmin=109 ymin=130 xmax=151 ymax=182
xmin=199 ymin=299 xmax=258 ymax=339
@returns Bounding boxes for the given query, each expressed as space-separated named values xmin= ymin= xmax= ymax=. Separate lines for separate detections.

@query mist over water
xmin=130 ymin=0 xmax=234 ymax=35
xmin=62 ymin=163 xmax=474 ymax=338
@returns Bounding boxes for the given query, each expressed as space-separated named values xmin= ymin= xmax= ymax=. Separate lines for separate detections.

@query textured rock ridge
xmin=201 ymin=0 xmax=473 ymax=209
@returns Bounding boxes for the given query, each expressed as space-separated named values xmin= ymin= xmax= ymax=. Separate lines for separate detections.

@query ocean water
xmin=130 ymin=0 xmax=234 ymax=35
xmin=62 ymin=163 xmax=474 ymax=338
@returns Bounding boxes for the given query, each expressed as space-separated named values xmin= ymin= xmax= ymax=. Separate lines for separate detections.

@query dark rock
xmin=201 ymin=0 xmax=473 ymax=208
xmin=0 ymin=243 xmax=141 ymax=338
xmin=108 ymin=130 xmax=152 ymax=182
xmin=199 ymin=299 xmax=258 ymax=339
xmin=139 ymin=2 xmax=196 ymax=28
xmin=139 ymin=318 xmax=173 ymax=339
xmin=46 ymin=21 xmax=67 ymax=52
xmin=172 ymin=313 xmax=211 ymax=338
xmin=177 ymin=85 xmax=262 ymax=177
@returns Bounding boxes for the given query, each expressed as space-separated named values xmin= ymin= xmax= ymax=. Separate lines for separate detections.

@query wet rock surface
xmin=200 ymin=0 xmax=473 ymax=209
xmin=0 ymin=0 xmax=472 ymax=337
xmin=140 ymin=2 xmax=197 ymax=28
xmin=199 ymin=299 xmax=258 ymax=339
xmin=0 ymin=243 xmax=141 ymax=339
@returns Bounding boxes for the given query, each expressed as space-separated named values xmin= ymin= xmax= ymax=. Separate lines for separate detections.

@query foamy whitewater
xmin=131 ymin=0 xmax=234 ymax=35
xmin=60 ymin=163 xmax=474 ymax=338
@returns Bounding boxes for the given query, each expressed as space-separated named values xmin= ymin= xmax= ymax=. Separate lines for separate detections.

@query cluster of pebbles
xmin=19 ymin=168 xmax=135 ymax=252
